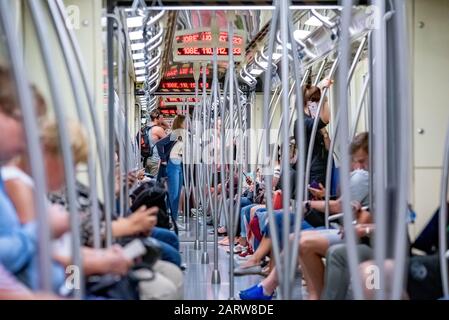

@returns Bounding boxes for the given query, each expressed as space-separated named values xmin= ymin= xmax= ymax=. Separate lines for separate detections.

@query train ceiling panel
xmin=123 ymin=0 xmax=370 ymax=103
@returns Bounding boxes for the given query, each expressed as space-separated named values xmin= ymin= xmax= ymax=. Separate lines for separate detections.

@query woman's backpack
xmin=130 ymin=180 xmax=170 ymax=229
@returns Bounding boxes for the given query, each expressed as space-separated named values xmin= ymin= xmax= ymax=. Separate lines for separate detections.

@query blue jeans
xmin=262 ymin=211 xmax=317 ymax=250
xmin=166 ymin=159 xmax=183 ymax=221
xmin=151 ymin=227 xmax=179 ymax=251
xmin=240 ymin=204 xmax=258 ymax=238
xmin=151 ymin=227 xmax=181 ymax=267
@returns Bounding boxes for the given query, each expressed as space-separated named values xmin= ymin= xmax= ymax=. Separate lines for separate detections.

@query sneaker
xmin=233 ymin=244 xmax=246 ymax=254
xmin=239 ymin=284 xmax=273 ymax=300
xmin=238 ymin=247 xmax=253 ymax=258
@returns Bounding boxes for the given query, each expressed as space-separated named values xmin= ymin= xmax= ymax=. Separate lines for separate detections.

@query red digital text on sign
xmin=175 ymin=31 xmax=243 ymax=45
xmin=177 ymin=47 xmax=242 ymax=56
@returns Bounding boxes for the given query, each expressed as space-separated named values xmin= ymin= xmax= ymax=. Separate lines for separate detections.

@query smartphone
xmin=122 ymin=239 xmax=147 ymax=260
xmin=309 ymin=180 xmax=320 ymax=189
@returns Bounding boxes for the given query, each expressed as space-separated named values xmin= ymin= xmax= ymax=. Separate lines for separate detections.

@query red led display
xmin=161 ymin=81 xmax=210 ymax=90
xmin=164 ymin=97 xmax=199 ymax=103
xmin=177 ymin=47 xmax=242 ymax=56
xmin=165 ymin=67 xmax=210 ymax=78
xmin=175 ymin=31 xmax=243 ymax=45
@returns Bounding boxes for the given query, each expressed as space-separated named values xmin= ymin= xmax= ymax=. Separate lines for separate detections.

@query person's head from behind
xmin=350 ymin=132 xmax=369 ymax=171
xmin=303 ymin=84 xmax=321 ymax=111
xmin=149 ymin=109 xmax=162 ymax=125
xmin=172 ymin=115 xmax=186 ymax=131
xmin=0 ymin=66 xmax=25 ymax=163
xmin=40 ymin=119 xmax=88 ymax=191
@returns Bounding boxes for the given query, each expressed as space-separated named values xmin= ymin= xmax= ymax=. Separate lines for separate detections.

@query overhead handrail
xmin=311 ymin=8 xmax=338 ymax=29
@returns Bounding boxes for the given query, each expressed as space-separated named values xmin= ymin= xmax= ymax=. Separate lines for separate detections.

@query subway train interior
xmin=0 ymin=0 xmax=449 ymax=302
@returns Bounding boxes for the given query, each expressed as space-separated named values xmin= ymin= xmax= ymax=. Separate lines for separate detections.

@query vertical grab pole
xmin=47 ymin=0 xmax=101 ymax=249
xmin=115 ymin=14 xmax=125 ymax=220
xmin=121 ymin=10 xmax=131 ymax=219
xmin=279 ymin=0 xmax=292 ymax=299
xmin=55 ymin=0 xmax=113 ymax=247
xmin=28 ymin=0 xmax=85 ymax=298
xmin=211 ymin=13 xmax=221 ymax=284
xmin=338 ymin=0 xmax=365 ymax=300
xmin=192 ymin=63 xmax=201 ymax=250
xmin=286 ymin=5 xmax=306 ymax=298
xmin=263 ymin=2 xmax=286 ymax=299
xmin=105 ymin=0 xmax=116 ymax=248
xmin=373 ymin=0 xmax=387 ymax=300
xmin=182 ymin=100 xmax=190 ymax=230
xmin=201 ymin=63 xmax=210 ymax=264
xmin=0 ymin=0 xmax=52 ymax=292
xmin=227 ymin=11 xmax=236 ymax=299
xmin=391 ymin=0 xmax=413 ymax=300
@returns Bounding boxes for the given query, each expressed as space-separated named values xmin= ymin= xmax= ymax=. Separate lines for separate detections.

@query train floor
xmin=176 ymin=215 xmax=306 ymax=300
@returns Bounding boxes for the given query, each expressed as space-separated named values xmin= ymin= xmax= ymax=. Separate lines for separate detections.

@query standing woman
xmin=166 ymin=115 xmax=186 ymax=223
xmin=294 ymin=79 xmax=332 ymax=188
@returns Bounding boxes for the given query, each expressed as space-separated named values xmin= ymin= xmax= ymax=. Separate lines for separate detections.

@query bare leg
xmin=299 ymin=232 xmax=330 ymax=300
xmin=241 ymin=237 xmax=272 ymax=268
xmin=260 ymin=267 xmax=278 ymax=295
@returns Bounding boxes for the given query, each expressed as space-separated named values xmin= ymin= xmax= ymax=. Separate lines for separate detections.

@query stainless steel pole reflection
xmin=373 ymin=0 xmax=388 ymax=300
xmin=47 ymin=0 xmax=102 ymax=249
xmin=28 ymin=0 xmax=85 ymax=298
xmin=55 ymin=0 xmax=112 ymax=248
xmin=201 ymin=63 xmax=210 ymax=264
xmin=391 ymin=0 xmax=413 ymax=300
xmin=227 ymin=12 xmax=236 ymax=299
xmin=337 ymin=0 xmax=365 ymax=300
xmin=211 ymin=18 xmax=221 ymax=283
xmin=285 ymin=5 xmax=306 ymax=298
xmin=262 ymin=1 xmax=285 ymax=299
xmin=193 ymin=63 xmax=202 ymax=250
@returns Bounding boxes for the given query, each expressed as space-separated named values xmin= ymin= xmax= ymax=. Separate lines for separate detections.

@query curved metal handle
xmin=144 ymin=22 xmax=164 ymax=48
xmin=146 ymin=35 xmax=163 ymax=54
xmin=311 ymin=8 xmax=337 ymax=29
xmin=143 ymin=10 xmax=165 ymax=28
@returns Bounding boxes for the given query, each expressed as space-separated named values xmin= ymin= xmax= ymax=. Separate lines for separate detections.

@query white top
xmin=170 ymin=140 xmax=183 ymax=161
xmin=1 ymin=166 xmax=34 ymax=187
xmin=1 ymin=166 xmax=72 ymax=258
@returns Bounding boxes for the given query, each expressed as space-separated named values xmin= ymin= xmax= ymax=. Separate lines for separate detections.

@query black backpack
xmin=130 ymin=180 xmax=170 ymax=229
xmin=140 ymin=125 xmax=155 ymax=158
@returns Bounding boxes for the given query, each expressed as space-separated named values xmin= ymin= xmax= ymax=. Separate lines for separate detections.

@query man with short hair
xmin=143 ymin=109 xmax=168 ymax=177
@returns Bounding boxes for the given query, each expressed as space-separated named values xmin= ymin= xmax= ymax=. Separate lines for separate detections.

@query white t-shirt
xmin=1 ymin=166 xmax=72 ymax=258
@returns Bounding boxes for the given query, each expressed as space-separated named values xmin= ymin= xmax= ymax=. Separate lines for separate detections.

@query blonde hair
xmin=172 ymin=115 xmax=186 ymax=131
xmin=40 ymin=118 xmax=88 ymax=165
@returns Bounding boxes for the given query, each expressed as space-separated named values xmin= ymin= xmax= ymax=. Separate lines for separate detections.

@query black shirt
xmin=294 ymin=114 xmax=328 ymax=185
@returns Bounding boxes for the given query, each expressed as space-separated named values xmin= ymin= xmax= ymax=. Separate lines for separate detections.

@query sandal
xmin=218 ymin=237 xmax=229 ymax=246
